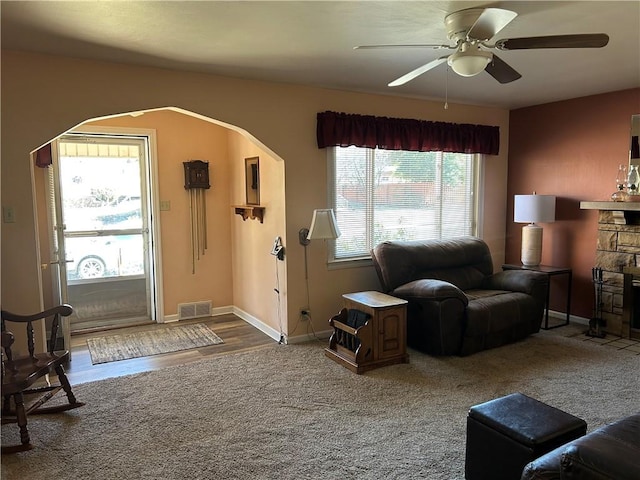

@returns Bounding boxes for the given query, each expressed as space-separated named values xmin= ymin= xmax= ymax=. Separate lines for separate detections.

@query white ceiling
xmin=1 ymin=1 xmax=639 ymax=110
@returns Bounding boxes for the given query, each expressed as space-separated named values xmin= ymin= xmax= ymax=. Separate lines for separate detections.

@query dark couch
xmin=521 ymin=412 xmax=640 ymax=480
xmin=370 ymin=236 xmax=548 ymax=356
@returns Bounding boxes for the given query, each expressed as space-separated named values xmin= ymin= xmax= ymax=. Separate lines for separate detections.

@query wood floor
xmin=65 ymin=314 xmax=276 ymax=385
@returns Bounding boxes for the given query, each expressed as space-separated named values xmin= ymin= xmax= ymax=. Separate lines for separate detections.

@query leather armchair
xmin=371 ymin=236 xmax=548 ymax=355
xmin=521 ymin=413 xmax=640 ymax=480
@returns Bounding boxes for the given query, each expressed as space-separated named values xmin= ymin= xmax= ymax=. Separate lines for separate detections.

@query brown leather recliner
xmin=370 ymin=236 xmax=548 ymax=356
xmin=521 ymin=413 xmax=640 ymax=480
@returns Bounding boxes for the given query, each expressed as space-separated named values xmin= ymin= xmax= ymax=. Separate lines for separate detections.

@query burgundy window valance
xmin=35 ymin=143 xmax=53 ymax=168
xmin=317 ymin=111 xmax=499 ymax=155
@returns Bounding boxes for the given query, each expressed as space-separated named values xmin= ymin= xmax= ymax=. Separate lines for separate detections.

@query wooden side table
xmin=502 ymin=264 xmax=572 ymax=330
xmin=325 ymin=291 xmax=409 ymax=374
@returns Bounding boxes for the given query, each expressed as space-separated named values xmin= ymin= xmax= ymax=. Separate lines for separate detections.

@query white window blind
xmin=46 ymin=166 xmax=60 ymax=256
xmin=330 ymin=146 xmax=478 ymax=261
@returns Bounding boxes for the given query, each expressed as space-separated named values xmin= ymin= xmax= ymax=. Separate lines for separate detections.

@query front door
xmin=50 ymin=133 xmax=156 ymax=333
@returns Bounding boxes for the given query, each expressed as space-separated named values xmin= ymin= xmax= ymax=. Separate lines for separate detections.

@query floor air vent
xmin=178 ymin=301 xmax=212 ymax=320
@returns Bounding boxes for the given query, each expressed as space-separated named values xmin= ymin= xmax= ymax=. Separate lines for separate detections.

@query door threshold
xmin=71 ymin=320 xmax=155 ymax=336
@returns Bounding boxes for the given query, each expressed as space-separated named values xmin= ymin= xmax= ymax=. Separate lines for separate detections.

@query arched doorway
xmin=34 ymin=107 xmax=288 ymax=352
xmin=46 ymin=127 xmax=158 ymax=334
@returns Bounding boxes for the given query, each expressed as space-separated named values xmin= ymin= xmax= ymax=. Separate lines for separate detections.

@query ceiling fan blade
xmin=495 ymin=33 xmax=609 ymax=50
xmin=354 ymin=44 xmax=454 ymax=50
xmin=467 ymin=8 xmax=518 ymax=41
xmin=484 ymin=54 xmax=521 ymax=84
xmin=388 ymin=56 xmax=448 ymax=87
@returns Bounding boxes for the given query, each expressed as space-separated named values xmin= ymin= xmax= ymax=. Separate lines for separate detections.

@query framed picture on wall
xmin=245 ymin=156 xmax=260 ymax=205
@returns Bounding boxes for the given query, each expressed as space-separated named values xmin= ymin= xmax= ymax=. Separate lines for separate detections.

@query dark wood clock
xmin=183 ymin=160 xmax=210 ymax=189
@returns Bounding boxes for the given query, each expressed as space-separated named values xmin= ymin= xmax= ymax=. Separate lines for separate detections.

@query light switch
xmin=159 ymin=200 xmax=171 ymax=211
xmin=2 ymin=206 xmax=16 ymax=223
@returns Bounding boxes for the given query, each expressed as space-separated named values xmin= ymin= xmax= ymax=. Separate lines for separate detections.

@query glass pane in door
xmin=56 ymin=136 xmax=154 ymax=331
xmin=65 ymin=234 xmax=144 ymax=280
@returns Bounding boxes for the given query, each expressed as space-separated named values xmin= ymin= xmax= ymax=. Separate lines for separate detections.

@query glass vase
xmin=628 ymin=165 xmax=640 ymax=197
xmin=612 ymin=164 xmax=629 ymax=201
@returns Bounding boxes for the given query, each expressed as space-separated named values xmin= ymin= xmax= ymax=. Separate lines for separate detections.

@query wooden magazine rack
xmin=326 ymin=308 xmax=374 ymax=371
xmin=325 ymin=291 xmax=408 ymax=374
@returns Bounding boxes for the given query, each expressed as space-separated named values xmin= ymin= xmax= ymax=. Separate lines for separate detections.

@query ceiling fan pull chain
xmin=444 ymin=65 xmax=449 ymax=110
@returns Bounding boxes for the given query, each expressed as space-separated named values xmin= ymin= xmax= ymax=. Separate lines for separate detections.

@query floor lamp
xmin=514 ymin=194 xmax=556 ymax=267
xmin=298 ymin=209 xmax=341 ymax=311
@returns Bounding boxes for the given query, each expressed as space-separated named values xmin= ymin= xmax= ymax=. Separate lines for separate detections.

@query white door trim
xmin=68 ymin=125 xmax=165 ymax=323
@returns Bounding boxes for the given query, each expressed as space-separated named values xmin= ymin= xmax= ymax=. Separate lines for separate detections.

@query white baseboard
xmin=234 ymin=308 xmax=588 ymax=344
xmin=164 ymin=305 xmax=333 ymax=345
xmin=286 ymin=329 xmax=332 ymax=344
xmin=231 ymin=306 xmax=284 ymax=343
xmin=164 ymin=307 xmax=584 ymax=345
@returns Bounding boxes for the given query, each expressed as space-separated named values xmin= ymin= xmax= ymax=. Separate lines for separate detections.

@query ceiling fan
xmin=354 ymin=7 xmax=609 ymax=86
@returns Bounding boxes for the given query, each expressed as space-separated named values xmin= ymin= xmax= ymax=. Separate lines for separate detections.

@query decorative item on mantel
xmin=611 ymin=164 xmax=629 ymax=202
xmin=627 ymin=164 xmax=640 ymax=199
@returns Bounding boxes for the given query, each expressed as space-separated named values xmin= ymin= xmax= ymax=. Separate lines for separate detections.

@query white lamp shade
xmin=307 ymin=209 xmax=341 ymax=240
xmin=514 ymin=195 xmax=556 ymax=224
xmin=447 ymin=50 xmax=492 ymax=77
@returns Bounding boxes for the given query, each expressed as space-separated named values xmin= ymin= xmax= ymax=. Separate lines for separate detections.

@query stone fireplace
xmin=581 ymin=201 xmax=640 ymax=339
xmin=622 ymin=266 xmax=640 ymax=339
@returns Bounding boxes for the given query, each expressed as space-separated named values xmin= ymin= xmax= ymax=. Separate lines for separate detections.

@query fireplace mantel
xmin=581 ymin=201 xmax=640 ymax=225
xmin=580 ymin=201 xmax=640 ymax=211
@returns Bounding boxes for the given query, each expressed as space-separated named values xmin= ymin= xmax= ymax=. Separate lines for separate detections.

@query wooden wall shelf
xmin=234 ymin=205 xmax=265 ymax=223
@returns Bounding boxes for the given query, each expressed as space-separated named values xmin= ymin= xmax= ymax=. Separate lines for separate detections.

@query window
xmin=329 ymin=146 xmax=480 ymax=261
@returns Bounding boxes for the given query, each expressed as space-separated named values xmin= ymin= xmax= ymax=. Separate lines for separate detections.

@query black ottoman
xmin=465 ymin=393 xmax=587 ymax=480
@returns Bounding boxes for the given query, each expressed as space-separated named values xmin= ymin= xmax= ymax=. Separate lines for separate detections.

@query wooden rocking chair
xmin=1 ymin=304 xmax=84 ymax=453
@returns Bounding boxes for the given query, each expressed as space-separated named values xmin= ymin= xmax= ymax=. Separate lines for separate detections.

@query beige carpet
xmin=2 ymin=329 xmax=639 ymax=480
xmin=86 ymin=323 xmax=223 ymax=364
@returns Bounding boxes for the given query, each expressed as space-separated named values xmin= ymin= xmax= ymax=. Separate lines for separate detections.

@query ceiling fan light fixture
xmin=447 ymin=50 xmax=493 ymax=77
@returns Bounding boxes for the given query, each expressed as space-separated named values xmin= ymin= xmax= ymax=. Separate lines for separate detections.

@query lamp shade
xmin=514 ymin=195 xmax=556 ymax=224
xmin=307 ymin=209 xmax=341 ymax=240
xmin=447 ymin=50 xmax=492 ymax=77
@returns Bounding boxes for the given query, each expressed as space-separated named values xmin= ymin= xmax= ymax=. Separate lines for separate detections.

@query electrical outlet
xmin=300 ymin=308 xmax=310 ymax=321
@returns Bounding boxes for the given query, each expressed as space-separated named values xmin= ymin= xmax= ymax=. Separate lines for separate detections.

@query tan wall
xmin=1 ymin=50 xmax=510 ymax=338
xmin=228 ymin=130 xmax=287 ymax=335
xmin=506 ymin=88 xmax=640 ymax=319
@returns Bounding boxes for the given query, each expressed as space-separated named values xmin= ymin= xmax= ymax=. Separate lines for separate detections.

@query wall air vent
xmin=178 ymin=301 xmax=212 ymax=320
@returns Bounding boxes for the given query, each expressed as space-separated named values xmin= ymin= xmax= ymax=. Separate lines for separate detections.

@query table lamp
xmin=514 ymin=193 xmax=556 ymax=267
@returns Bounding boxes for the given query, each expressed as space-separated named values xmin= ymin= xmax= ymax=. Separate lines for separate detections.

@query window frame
xmin=326 ymin=146 xmax=484 ymax=267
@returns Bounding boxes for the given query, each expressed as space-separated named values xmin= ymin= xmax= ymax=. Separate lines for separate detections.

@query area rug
xmin=2 ymin=329 xmax=638 ymax=480
xmin=86 ymin=323 xmax=223 ymax=364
